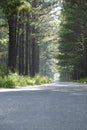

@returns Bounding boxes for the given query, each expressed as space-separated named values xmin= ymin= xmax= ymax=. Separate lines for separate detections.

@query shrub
xmin=0 ymin=73 xmax=53 ymax=88
xmin=25 ymin=78 xmax=35 ymax=85
xmin=76 ymin=77 xmax=87 ymax=84
xmin=0 ymin=76 xmax=15 ymax=88
xmin=0 ymin=77 xmax=4 ymax=88
xmin=34 ymin=74 xmax=53 ymax=85
xmin=4 ymin=76 xmax=15 ymax=88
xmin=0 ymin=64 xmax=8 ymax=77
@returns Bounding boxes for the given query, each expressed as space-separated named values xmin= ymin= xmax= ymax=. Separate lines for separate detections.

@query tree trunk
xmin=25 ymin=12 xmax=30 ymax=75
xmin=8 ymin=14 xmax=17 ymax=72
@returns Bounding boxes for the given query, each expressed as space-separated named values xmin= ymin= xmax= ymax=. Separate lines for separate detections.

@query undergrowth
xmin=0 ymin=72 xmax=53 ymax=88
xmin=75 ymin=77 xmax=87 ymax=84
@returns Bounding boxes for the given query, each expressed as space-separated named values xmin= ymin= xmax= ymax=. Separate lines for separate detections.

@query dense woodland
xmin=58 ymin=0 xmax=87 ymax=80
xmin=0 ymin=0 xmax=87 ymax=81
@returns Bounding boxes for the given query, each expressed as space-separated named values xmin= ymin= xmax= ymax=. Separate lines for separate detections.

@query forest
xmin=0 ymin=0 xmax=87 ymax=87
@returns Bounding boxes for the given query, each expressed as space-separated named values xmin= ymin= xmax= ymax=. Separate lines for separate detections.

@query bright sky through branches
xmin=50 ymin=4 xmax=61 ymax=21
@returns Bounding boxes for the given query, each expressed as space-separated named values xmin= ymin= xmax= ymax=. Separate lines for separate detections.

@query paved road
xmin=0 ymin=82 xmax=87 ymax=130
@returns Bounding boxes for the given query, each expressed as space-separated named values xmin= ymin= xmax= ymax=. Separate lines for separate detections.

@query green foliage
xmin=57 ymin=0 xmax=87 ymax=80
xmin=0 ymin=64 xmax=8 ymax=77
xmin=74 ymin=77 xmax=87 ymax=84
xmin=0 ymin=76 xmax=15 ymax=88
xmin=0 ymin=0 xmax=31 ymax=17
xmin=16 ymin=1 xmax=31 ymax=12
xmin=0 ymin=72 xmax=53 ymax=88
xmin=34 ymin=74 xmax=53 ymax=85
xmin=3 ymin=76 xmax=15 ymax=88
xmin=0 ymin=77 xmax=4 ymax=88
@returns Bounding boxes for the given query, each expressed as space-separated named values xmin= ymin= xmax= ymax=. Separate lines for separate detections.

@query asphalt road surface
xmin=0 ymin=82 xmax=87 ymax=130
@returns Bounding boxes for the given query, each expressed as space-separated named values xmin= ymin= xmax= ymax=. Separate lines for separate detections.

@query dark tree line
xmin=57 ymin=0 xmax=87 ymax=80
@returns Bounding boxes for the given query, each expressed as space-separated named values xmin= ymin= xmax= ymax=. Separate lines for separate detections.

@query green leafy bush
xmin=0 ymin=76 xmax=15 ymax=88
xmin=76 ymin=77 xmax=87 ymax=84
xmin=34 ymin=74 xmax=53 ymax=85
xmin=0 ymin=73 xmax=53 ymax=88
xmin=0 ymin=77 xmax=4 ymax=88
xmin=0 ymin=64 xmax=8 ymax=77
xmin=4 ymin=76 xmax=15 ymax=88
xmin=25 ymin=78 xmax=35 ymax=86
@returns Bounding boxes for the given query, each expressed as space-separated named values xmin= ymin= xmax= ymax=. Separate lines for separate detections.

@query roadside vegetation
xmin=74 ymin=78 xmax=87 ymax=84
xmin=0 ymin=67 xmax=53 ymax=88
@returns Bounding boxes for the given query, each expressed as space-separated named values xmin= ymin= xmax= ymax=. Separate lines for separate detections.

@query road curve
xmin=0 ymin=82 xmax=87 ymax=130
